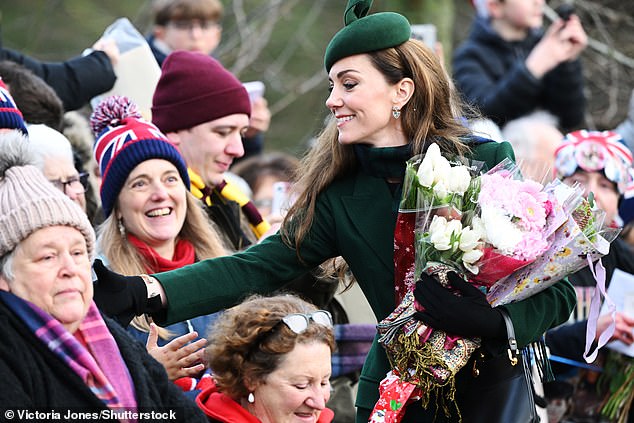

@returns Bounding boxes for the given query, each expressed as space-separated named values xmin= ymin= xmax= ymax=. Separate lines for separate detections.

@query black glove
xmin=413 ymin=271 xmax=505 ymax=339
xmin=92 ymin=259 xmax=152 ymax=328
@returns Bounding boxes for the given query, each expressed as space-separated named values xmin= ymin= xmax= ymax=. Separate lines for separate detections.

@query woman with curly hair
xmin=196 ymin=294 xmax=335 ymax=423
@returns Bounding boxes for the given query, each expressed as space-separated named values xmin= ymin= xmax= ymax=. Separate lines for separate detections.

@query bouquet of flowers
xmin=371 ymin=143 xmax=618 ymax=423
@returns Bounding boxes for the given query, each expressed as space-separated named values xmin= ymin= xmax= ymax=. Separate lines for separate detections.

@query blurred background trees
xmin=2 ymin=0 xmax=633 ymax=154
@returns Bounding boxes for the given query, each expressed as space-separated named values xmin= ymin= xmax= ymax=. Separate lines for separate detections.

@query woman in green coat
xmin=93 ymin=1 xmax=576 ymax=421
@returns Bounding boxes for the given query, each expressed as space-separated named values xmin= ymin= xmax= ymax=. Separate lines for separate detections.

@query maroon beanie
xmin=151 ymin=51 xmax=251 ymax=134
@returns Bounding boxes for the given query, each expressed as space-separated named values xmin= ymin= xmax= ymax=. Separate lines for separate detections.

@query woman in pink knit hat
xmin=0 ymin=129 xmax=206 ymax=420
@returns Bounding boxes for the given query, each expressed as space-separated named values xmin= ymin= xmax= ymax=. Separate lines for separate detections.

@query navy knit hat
xmin=0 ymin=78 xmax=28 ymax=135
xmin=324 ymin=0 xmax=411 ymax=72
xmin=91 ymin=96 xmax=190 ymax=217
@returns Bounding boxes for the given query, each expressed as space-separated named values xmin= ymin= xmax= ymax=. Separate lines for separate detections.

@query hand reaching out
xmin=92 ymin=38 xmax=120 ymax=67
xmin=92 ymin=259 xmax=149 ymax=327
xmin=146 ymin=323 xmax=207 ymax=381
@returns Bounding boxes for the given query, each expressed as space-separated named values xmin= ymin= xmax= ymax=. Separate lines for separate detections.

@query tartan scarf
xmin=0 ymin=291 xmax=137 ymax=413
xmin=188 ymin=168 xmax=270 ymax=239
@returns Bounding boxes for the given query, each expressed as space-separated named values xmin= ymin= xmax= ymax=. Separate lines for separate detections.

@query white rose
xmin=480 ymin=208 xmax=521 ymax=253
xmin=429 ymin=215 xmax=452 ymax=251
xmin=433 ymin=180 xmax=448 ymax=199
xmin=446 ymin=218 xmax=463 ymax=238
xmin=464 ymin=261 xmax=480 ymax=275
xmin=430 ymin=231 xmax=452 ymax=251
xmin=417 ymin=159 xmax=435 ymax=188
xmin=425 ymin=143 xmax=442 ymax=168
xmin=471 ymin=216 xmax=487 ymax=242
xmin=462 ymin=248 xmax=484 ymax=264
xmin=428 ymin=215 xmax=447 ymax=233
xmin=459 ymin=227 xmax=481 ymax=252
xmin=447 ymin=165 xmax=472 ymax=194
xmin=433 ymin=156 xmax=451 ymax=185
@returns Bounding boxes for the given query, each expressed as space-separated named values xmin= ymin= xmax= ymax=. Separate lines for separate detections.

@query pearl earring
xmin=248 ymin=392 xmax=255 ymax=403
xmin=392 ymin=106 xmax=401 ymax=119
xmin=118 ymin=219 xmax=126 ymax=237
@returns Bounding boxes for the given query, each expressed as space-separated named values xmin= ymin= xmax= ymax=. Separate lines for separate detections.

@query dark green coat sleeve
xmin=154 ymin=197 xmax=342 ymax=325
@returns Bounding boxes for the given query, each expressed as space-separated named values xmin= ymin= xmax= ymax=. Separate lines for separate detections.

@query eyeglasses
xmin=167 ymin=19 xmax=219 ymax=31
xmin=281 ymin=310 xmax=333 ymax=334
xmin=49 ymin=172 xmax=89 ymax=195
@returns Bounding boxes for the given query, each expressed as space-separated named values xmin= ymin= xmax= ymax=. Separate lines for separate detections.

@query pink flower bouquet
xmin=373 ymin=143 xmax=617 ymax=423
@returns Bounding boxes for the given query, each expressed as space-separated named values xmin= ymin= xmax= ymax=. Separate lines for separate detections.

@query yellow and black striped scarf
xmin=188 ymin=168 xmax=270 ymax=239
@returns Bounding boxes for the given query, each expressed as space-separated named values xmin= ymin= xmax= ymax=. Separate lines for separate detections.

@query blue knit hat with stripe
xmin=90 ymin=95 xmax=190 ymax=217
xmin=0 ymin=78 xmax=28 ymax=135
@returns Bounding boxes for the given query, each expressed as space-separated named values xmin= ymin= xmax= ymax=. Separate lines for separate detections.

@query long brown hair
xmin=97 ymin=192 xmax=226 ymax=337
xmin=281 ymin=39 xmax=474 ymax=259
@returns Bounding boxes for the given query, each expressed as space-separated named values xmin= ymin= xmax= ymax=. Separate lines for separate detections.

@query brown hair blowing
xmin=281 ymin=39 xmax=474 ymax=258
xmin=206 ymin=294 xmax=335 ymax=401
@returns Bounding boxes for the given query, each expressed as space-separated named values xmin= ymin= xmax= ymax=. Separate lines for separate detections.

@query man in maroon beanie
xmin=151 ymin=50 xmax=270 ymax=252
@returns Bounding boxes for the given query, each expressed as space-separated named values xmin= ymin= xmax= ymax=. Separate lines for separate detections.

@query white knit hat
xmin=0 ymin=131 xmax=95 ymax=258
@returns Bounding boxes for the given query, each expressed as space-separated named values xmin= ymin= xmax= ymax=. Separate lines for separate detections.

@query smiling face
xmin=326 ymin=54 xmax=410 ymax=147
xmin=116 ymin=159 xmax=187 ymax=258
xmin=0 ymin=226 xmax=92 ymax=333
xmin=171 ymin=114 xmax=249 ymax=187
xmin=247 ymin=342 xmax=332 ymax=423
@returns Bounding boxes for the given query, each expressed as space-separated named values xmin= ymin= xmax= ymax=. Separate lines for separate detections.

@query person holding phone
xmin=453 ymin=0 xmax=587 ymax=133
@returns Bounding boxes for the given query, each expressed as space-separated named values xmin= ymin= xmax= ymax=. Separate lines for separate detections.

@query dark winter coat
xmin=452 ymin=17 xmax=585 ymax=131
xmin=0 ymin=300 xmax=206 ymax=422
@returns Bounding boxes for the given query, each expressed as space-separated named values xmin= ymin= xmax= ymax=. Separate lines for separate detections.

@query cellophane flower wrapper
xmin=376 ymin=146 xmax=487 ymax=422
xmin=486 ymin=182 xmax=620 ymax=307
xmin=374 ymin=147 xmax=569 ymax=423
xmin=454 ymin=158 xmax=555 ymax=288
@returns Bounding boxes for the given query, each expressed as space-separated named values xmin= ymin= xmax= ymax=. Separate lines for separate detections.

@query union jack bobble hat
xmin=554 ymin=129 xmax=634 ymax=198
xmin=90 ymin=95 xmax=190 ymax=217
xmin=0 ymin=78 xmax=28 ymax=135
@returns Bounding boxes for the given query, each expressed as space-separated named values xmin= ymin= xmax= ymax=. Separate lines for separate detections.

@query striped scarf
xmin=0 ymin=291 xmax=137 ymax=416
xmin=188 ymin=168 xmax=270 ymax=238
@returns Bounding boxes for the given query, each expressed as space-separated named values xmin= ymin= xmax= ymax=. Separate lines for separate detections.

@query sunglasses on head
xmin=280 ymin=310 xmax=333 ymax=334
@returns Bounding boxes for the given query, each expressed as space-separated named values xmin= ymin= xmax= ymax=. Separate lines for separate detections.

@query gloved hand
xmin=93 ymin=259 xmax=151 ymax=327
xmin=413 ymin=271 xmax=505 ymax=339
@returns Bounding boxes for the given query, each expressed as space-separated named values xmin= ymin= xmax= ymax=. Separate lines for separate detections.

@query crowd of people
xmin=1 ymin=0 xmax=634 ymax=422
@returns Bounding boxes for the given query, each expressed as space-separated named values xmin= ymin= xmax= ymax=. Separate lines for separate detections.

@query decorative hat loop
xmin=344 ymin=0 xmax=371 ymax=25
xmin=324 ymin=0 xmax=411 ymax=72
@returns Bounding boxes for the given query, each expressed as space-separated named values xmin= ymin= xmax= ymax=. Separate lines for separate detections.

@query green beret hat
xmin=324 ymin=0 xmax=411 ymax=72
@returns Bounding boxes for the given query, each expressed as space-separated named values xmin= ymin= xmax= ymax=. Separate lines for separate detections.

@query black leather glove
xmin=413 ymin=271 xmax=505 ymax=339
xmin=92 ymin=259 xmax=152 ymax=327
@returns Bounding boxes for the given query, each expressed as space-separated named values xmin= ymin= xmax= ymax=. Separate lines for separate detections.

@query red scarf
xmin=196 ymin=379 xmax=334 ymax=423
xmin=127 ymin=234 xmax=195 ymax=273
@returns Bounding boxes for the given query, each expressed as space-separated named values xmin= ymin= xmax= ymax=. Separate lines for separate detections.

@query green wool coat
xmin=154 ymin=140 xmax=576 ymax=422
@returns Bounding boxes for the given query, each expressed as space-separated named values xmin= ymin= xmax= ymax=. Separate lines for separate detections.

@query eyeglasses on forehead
xmin=281 ymin=310 xmax=333 ymax=334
